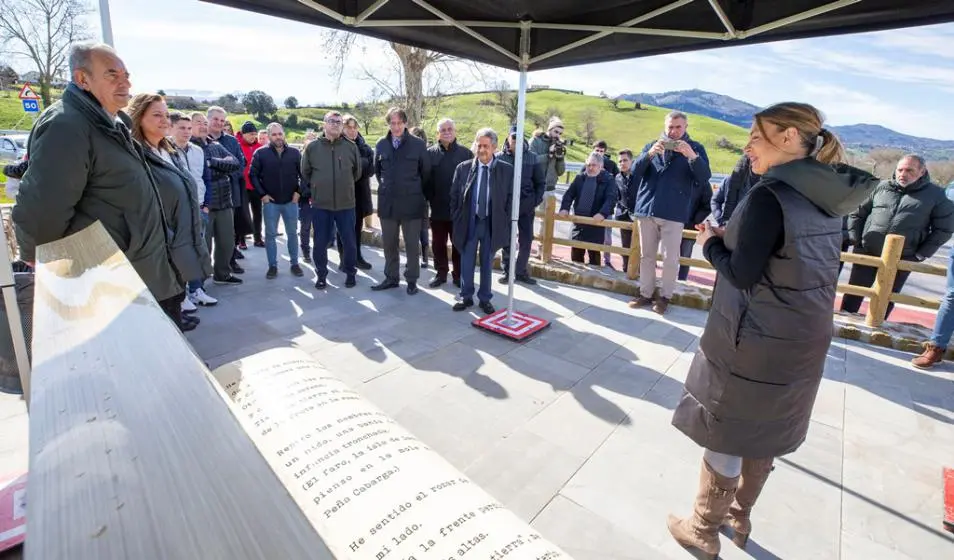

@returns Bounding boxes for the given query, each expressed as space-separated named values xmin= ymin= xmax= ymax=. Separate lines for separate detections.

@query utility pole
xmin=99 ymin=0 xmax=114 ymax=46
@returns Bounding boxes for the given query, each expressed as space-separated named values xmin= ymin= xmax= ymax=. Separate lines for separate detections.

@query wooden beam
xmin=28 ymin=222 xmax=333 ymax=560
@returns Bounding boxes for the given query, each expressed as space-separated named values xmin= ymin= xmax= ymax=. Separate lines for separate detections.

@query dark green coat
xmin=847 ymin=173 xmax=954 ymax=259
xmin=144 ymin=148 xmax=212 ymax=284
xmin=12 ymin=84 xmax=182 ymax=300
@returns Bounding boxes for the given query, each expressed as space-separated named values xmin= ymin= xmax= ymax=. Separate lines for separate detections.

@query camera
xmin=550 ymin=139 xmax=567 ymax=159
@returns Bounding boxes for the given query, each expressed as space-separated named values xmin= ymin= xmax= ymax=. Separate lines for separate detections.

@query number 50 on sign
xmin=21 ymin=100 xmax=39 ymax=113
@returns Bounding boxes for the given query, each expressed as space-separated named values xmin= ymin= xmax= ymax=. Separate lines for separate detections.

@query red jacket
xmin=236 ymin=134 xmax=262 ymax=190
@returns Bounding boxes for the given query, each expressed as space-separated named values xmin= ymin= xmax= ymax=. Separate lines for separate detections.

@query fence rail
xmin=532 ymin=196 xmax=944 ymax=328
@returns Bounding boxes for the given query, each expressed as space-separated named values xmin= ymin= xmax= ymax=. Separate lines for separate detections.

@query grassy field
xmin=0 ymin=88 xmax=750 ymax=173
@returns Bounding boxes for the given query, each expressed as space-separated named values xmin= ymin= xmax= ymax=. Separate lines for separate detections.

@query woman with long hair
xmin=667 ymin=102 xmax=879 ymax=559
xmin=127 ymin=93 xmax=212 ymax=333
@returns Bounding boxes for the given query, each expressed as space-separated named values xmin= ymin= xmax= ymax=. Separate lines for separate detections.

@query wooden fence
xmin=532 ymin=196 xmax=947 ymax=328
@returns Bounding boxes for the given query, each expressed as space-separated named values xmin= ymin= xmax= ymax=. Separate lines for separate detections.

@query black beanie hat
xmin=240 ymin=121 xmax=257 ymax=134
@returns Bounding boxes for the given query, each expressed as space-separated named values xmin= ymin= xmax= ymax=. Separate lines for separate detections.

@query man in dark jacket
xmin=631 ymin=111 xmax=712 ymax=314
xmin=842 ymin=154 xmax=954 ymax=319
xmin=497 ymin=125 xmax=545 ymax=285
xmin=343 ymin=115 xmax=375 ymax=270
xmin=711 ymin=154 xmax=760 ymax=226
xmin=450 ymin=128 xmax=513 ymax=314
xmin=678 ymin=179 xmax=713 ymax=281
xmin=594 ymin=140 xmax=620 ymax=267
xmin=425 ymin=118 xmax=473 ymax=288
xmin=302 ymin=112 xmax=361 ymax=289
xmin=12 ymin=42 xmax=183 ymax=321
xmin=251 ymin=123 xmax=308 ymax=281
xmin=207 ymin=106 xmax=248 ymax=268
xmin=372 ymin=107 xmax=432 ymax=295
xmin=614 ymin=149 xmax=639 ymax=273
xmin=190 ymin=112 xmax=243 ymax=286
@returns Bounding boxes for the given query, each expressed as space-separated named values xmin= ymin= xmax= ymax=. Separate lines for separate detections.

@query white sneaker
xmin=190 ymin=288 xmax=218 ymax=306
xmin=181 ymin=297 xmax=197 ymax=314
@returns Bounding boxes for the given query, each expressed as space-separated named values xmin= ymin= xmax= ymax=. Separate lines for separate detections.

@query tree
xmin=242 ymin=90 xmax=277 ymax=121
xmin=868 ymin=148 xmax=906 ymax=179
xmin=0 ymin=64 xmax=18 ymax=90
xmin=323 ymin=32 xmax=492 ymax=127
xmin=611 ymin=97 xmax=620 ymax=109
xmin=578 ymin=108 xmax=598 ymax=146
xmin=284 ymin=95 xmax=298 ymax=109
xmin=214 ymin=93 xmax=241 ymax=113
xmin=0 ymin=0 xmax=90 ymax=107
xmin=928 ymin=160 xmax=954 ymax=186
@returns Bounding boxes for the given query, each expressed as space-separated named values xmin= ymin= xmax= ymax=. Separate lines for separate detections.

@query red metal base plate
xmin=944 ymin=467 xmax=954 ymax=533
xmin=473 ymin=309 xmax=550 ymax=341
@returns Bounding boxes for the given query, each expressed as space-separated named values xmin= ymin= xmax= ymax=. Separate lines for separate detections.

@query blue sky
xmin=73 ymin=0 xmax=954 ymax=139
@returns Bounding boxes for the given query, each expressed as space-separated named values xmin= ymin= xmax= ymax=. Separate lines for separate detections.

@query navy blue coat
xmin=249 ymin=143 xmax=308 ymax=205
xmin=632 ymin=136 xmax=711 ymax=224
xmin=561 ymin=170 xmax=617 ymax=244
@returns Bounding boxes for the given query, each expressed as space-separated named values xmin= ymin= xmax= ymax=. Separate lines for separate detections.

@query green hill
xmin=0 ymin=88 xmax=750 ymax=173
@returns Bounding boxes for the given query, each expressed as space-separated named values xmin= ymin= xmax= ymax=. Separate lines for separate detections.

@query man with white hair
xmin=12 ymin=42 xmax=183 ymax=322
xmin=630 ymin=110 xmax=711 ymax=315
xmin=843 ymin=153 xmax=954 ymax=319
xmin=449 ymin=128 xmax=513 ymax=314
xmin=425 ymin=117 xmax=473 ymax=288
xmin=250 ymin=122 xmax=308 ymax=281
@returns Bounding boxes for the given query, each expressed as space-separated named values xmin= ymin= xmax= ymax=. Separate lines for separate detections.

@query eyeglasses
xmin=325 ymin=119 xmax=343 ymax=125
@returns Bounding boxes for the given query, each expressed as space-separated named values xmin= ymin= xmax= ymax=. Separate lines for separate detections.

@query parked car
xmin=0 ymin=135 xmax=27 ymax=162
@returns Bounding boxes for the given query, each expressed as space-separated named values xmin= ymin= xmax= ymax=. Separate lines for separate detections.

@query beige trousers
xmin=637 ymin=216 xmax=683 ymax=299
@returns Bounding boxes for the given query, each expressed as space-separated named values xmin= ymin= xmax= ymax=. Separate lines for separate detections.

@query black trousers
xmin=840 ymin=259 xmax=911 ymax=320
xmin=158 ymin=292 xmax=185 ymax=328
xmin=249 ymin=194 xmax=263 ymax=242
xmin=501 ymin=211 xmax=534 ymax=277
xmin=620 ymin=227 xmax=633 ymax=273
xmin=571 ymin=248 xmax=600 ymax=265
xmin=430 ymin=219 xmax=461 ymax=281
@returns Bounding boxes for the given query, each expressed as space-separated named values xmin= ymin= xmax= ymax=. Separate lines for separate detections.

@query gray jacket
xmin=12 ymin=84 xmax=182 ymax=301
xmin=672 ymin=159 xmax=879 ymax=458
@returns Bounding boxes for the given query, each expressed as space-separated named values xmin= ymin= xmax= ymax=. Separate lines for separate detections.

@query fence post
xmin=626 ymin=219 xmax=641 ymax=280
xmin=542 ymin=195 xmax=556 ymax=262
xmin=865 ymin=233 xmax=904 ymax=328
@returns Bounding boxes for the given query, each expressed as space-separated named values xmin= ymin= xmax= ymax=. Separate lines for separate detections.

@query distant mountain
xmin=620 ymin=89 xmax=954 ymax=160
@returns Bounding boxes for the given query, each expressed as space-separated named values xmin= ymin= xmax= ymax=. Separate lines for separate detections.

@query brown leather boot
xmin=725 ymin=457 xmax=774 ymax=548
xmin=912 ymin=343 xmax=944 ymax=369
xmin=667 ymin=460 xmax=740 ymax=559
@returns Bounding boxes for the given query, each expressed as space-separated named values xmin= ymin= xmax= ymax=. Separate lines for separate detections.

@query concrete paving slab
xmin=3 ymin=236 xmax=952 ymax=559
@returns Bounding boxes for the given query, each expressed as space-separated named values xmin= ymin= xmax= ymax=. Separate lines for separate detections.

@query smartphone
xmin=662 ymin=139 xmax=680 ymax=150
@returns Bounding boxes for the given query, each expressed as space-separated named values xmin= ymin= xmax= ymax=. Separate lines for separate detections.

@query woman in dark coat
xmin=559 ymin=152 xmax=616 ymax=265
xmin=666 ymin=103 xmax=879 ymax=559
xmin=128 ymin=93 xmax=213 ymax=333
xmin=342 ymin=115 xmax=375 ymax=269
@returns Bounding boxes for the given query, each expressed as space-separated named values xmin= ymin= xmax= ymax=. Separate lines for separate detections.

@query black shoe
xmin=498 ymin=275 xmax=510 ymax=285
xmin=516 ymin=274 xmax=537 ymax=285
xmin=254 ymin=240 xmax=265 ymax=248
xmin=453 ymin=278 xmax=461 ymax=288
xmin=179 ymin=320 xmax=197 ymax=332
xmin=290 ymin=264 xmax=304 ymax=277
xmin=315 ymin=277 xmax=327 ymax=290
xmin=302 ymin=251 xmax=312 ymax=264
xmin=213 ymin=275 xmax=243 ymax=285
xmin=479 ymin=301 xmax=496 ymax=314
xmin=356 ymin=258 xmax=372 ymax=270
xmin=421 ymin=257 xmax=429 ymax=269
xmin=371 ymin=279 xmax=400 ymax=291
xmin=407 ymin=282 xmax=419 ymax=295
xmin=183 ymin=314 xmax=200 ymax=325
xmin=429 ymin=277 xmax=446 ymax=288
xmin=238 ymin=242 xmax=248 ymax=251
xmin=233 ymin=248 xmax=245 ymax=260
xmin=345 ymin=275 xmax=356 ymax=288
xmin=453 ymin=298 xmax=474 ymax=311
xmin=266 ymin=266 xmax=278 ymax=279
xmin=231 ymin=263 xmax=245 ymax=274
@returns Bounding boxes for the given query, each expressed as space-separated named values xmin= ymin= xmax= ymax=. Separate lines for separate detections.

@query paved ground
xmin=2 ymin=239 xmax=953 ymax=559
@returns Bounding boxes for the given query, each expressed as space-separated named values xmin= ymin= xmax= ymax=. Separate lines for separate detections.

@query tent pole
xmin=505 ymin=68 xmax=528 ymax=325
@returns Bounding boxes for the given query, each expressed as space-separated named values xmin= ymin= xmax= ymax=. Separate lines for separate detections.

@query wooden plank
xmin=837 ymin=283 xmax=878 ymax=299
xmin=890 ymin=292 xmax=941 ymax=310
xmin=897 ymin=259 xmax=947 ymax=276
xmin=552 ymin=214 xmax=632 ymax=229
xmin=839 ymin=252 xmax=883 ymax=267
xmin=551 ymin=238 xmax=630 ymax=256
xmin=28 ymin=222 xmax=332 ymax=560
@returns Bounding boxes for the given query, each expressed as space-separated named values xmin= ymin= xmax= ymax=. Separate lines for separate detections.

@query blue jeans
xmin=931 ymin=253 xmax=954 ymax=348
xmin=188 ymin=211 xmax=210 ymax=293
xmin=263 ymin=201 xmax=300 ymax=267
xmin=460 ymin=216 xmax=493 ymax=303
xmin=313 ymin=208 xmax=357 ymax=278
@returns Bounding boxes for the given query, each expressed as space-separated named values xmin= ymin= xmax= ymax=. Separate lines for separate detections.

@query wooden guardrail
xmin=532 ymin=195 xmax=946 ymax=328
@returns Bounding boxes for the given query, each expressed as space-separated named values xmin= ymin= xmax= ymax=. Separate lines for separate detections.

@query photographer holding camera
xmin=529 ymin=116 xmax=567 ymax=194
xmin=629 ymin=110 xmax=711 ymax=314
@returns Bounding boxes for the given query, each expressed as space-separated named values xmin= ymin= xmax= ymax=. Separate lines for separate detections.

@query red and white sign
xmin=17 ymin=83 xmax=40 ymax=101
xmin=0 ymin=472 xmax=27 ymax=552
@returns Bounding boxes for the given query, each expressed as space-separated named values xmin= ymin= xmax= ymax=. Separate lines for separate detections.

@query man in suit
xmin=450 ymin=128 xmax=513 ymax=314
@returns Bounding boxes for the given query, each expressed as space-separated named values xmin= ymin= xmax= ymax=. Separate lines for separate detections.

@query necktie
xmin=477 ymin=165 xmax=489 ymax=219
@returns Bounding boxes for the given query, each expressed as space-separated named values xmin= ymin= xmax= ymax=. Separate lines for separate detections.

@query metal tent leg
xmin=504 ymin=69 xmax=529 ymax=326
